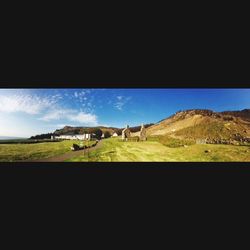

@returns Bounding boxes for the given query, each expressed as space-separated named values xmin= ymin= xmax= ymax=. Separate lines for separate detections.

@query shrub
xmin=104 ymin=131 xmax=111 ymax=138
xmin=30 ymin=133 xmax=54 ymax=140
xmin=88 ymin=128 xmax=102 ymax=140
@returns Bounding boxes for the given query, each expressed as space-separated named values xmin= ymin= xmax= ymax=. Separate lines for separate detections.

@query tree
xmin=104 ymin=131 xmax=111 ymax=138
xmin=89 ymin=128 xmax=102 ymax=140
xmin=30 ymin=133 xmax=54 ymax=140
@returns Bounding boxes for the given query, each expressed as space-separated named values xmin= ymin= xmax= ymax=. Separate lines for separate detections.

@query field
xmin=0 ymin=140 xmax=95 ymax=162
xmin=66 ymin=138 xmax=250 ymax=162
xmin=0 ymin=137 xmax=249 ymax=162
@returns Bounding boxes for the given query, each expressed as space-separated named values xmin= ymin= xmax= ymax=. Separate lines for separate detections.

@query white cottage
xmin=55 ymin=133 xmax=92 ymax=140
xmin=112 ymin=132 xmax=118 ymax=137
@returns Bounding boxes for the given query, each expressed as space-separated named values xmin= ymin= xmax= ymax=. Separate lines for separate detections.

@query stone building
xmin=139 ymin=123 xmax=147 ymax=141
xmin=122 ymin=125 xmax=131 ymax=141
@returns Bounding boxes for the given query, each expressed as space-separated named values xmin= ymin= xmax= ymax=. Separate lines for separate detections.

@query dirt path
xmin=28 ymin=140 xmax=103 ymax=162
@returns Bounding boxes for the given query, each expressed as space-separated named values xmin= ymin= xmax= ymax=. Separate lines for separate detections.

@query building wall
xmin=55 ymin=134 xmax=92 ymax=140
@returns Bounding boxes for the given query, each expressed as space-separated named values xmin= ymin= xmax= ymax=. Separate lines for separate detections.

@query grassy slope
xmin=175 ymin=121 xmax=236 ymax=140
xmin=67 ymin=138 xmax=250 ymax=162
xmin=0 ymin=140 xmax=95 ymax=162
xmin=146 ymin=112 xmax=250 ymax=140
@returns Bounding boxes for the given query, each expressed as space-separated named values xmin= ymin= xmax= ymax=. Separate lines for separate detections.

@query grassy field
xmin=66 ymin=138 xmax=250 ymax=162
xmin=0 ymin=140 xmax=95 ymax=162
xmin=0 ymin=137 xmax=249 ymax=162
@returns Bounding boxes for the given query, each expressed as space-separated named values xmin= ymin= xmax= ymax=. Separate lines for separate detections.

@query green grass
xmin=1 ymin=137 xmax=249 ymax=162
xmin=0 ymin=140 xmax=95 ymax=162
xmin=66 ymin=138 xmax=250 ymax=162
xmin=0 ymin=138 xmax=66 ymax=144
xmin=158 ymin=135 xmax=195 ymax=148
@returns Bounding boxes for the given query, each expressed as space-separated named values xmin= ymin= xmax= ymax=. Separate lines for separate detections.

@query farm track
xmin=22 ymin=140 xmax=103 ymax=162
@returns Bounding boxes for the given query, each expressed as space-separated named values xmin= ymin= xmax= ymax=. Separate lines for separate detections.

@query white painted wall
xmin=55 ymin=134 xmax=92 ymax=140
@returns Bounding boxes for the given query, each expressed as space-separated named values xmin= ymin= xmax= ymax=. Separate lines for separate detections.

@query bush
xmin=104 ymin=131 xmax=111 ymax=138
xmin=30 ymin=133 xmax=54 ymax=140
xmin=88 ymin=128 xmax=102 ymax=140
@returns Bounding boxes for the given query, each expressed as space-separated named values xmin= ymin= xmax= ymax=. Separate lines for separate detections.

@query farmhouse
xmin=112 ymin=132 xmax=118 ymax=137
xmin=54 ymin=133 xmax=92 ymax=140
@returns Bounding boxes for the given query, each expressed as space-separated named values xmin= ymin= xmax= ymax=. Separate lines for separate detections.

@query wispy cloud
xmin=39 ymin=108 xmax=98 ymax=126
xmin=39 ymin=109 xmax=73 ymax=121
xmin=0 ymin=94 xmax=59 ymax=115
xmin=114 ymin=96 xmax=132 ymax=111
xmin=69 ymin=112 xmax=97 ymax=125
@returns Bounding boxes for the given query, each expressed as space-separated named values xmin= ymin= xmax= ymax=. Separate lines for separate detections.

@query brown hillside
xmin=146 ymin=109 xmax=250 ymax=144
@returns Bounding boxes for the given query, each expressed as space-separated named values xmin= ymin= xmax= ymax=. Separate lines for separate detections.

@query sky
xmin=0 ymin=88 xmax=249 ymax=137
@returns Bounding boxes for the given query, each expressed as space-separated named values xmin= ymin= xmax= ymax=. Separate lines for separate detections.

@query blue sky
xmin=0 ymin=88 xmax=249 ymax=137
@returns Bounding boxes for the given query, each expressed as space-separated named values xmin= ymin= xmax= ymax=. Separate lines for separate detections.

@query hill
xmin=146 ymin=109 xmax=250 ymax=145
xmin=31 ymin=124 xmax=155 ymax=139
xmin=53 ymin=124 xmax=154 ymax=136
xmin=30 ymin=126 xmax=120 ymax=139
xmin=53 ymin=126 xmax=118 ymax=136
xmin=29 ymin=109 xmax=250 ymax=145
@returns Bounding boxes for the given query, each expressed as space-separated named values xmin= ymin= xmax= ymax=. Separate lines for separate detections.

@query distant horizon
xmin=0 ymin=88 xmax=249 ymax=137
xmin=0 ymin=136 xmax=28 ymax=139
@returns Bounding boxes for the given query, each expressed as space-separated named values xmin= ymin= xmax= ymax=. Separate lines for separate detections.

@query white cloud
xmin=51 ymin=94 xmax=63 ymax=100
xmin=79 ymin=91 xmax=85 ymax=96
xmin=39 ymin=108 xmax=98 ymax=126
xmin=114 ymin=96 xmax=132 ymax=111
xmin=39 ymin=109 xmax=73 ymax=121
xmin=0 ymin=94 xmax=57 ymax=115
xmin=0 ymin=92 xmax=98 ymax=126
xmin=114 ymin=102 xmax=124 ymax=110
xmin=68 ymin=112 xmax=97 ymax=124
